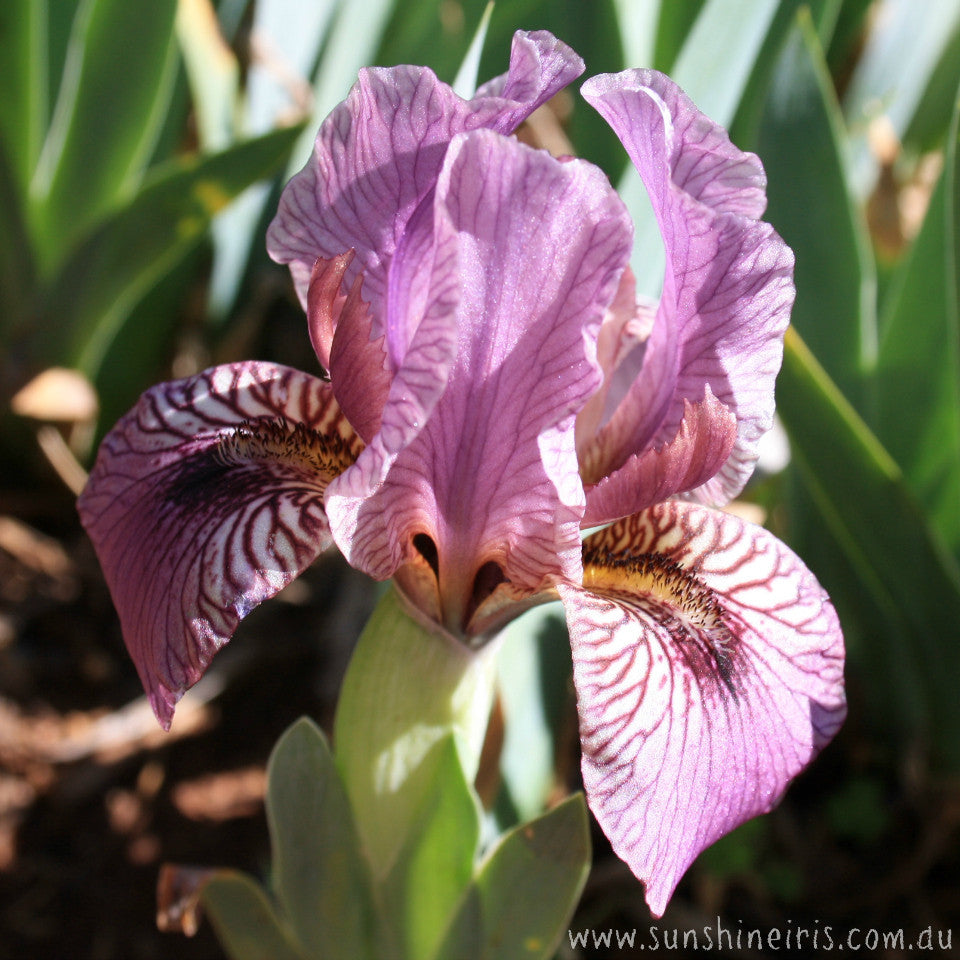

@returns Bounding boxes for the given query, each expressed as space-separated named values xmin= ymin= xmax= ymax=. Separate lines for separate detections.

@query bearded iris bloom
xmin=79 ymin=31 xmax=845 ymax=915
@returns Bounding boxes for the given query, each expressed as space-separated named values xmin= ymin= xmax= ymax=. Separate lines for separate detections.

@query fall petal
xmin=557 ymin=500 xmax=845 ymax=915
xmin=78 ymin=363 xmax=361 ymax=728
xmin=329 ymin=129 xmax=632 ymax=632
xmin=266 ymin=30 xmax=583 ymax=320
xmin=582 ymin=70 xmax=794 ymax=501
xmin=582 ymin=390 xmax=737 ymax=527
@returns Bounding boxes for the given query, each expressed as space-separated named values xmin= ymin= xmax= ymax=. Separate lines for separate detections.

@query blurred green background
xmin=2 ymin=0 xmax=959 ymax=956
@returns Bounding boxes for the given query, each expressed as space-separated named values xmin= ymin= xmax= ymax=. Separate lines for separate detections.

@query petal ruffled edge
xmin=582 ymin=69 xmax=795 ymax=502
xmin=582 ymin=389 xmax=737 ymax=527
xmin=266 ymin=30 xmax=584 ymax=315
xmin=558 ymin=500 xmax=845 ymax=915
xmin=78 ymin=362 xmax=361 ymax=728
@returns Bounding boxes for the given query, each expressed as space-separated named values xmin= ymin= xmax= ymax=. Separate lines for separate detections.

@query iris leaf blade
xmin=777 ymin=327 xmax=960 ymax=769
xmin=875 ymin=85 xmax=960 ymax=554
xmin=201 ymin=871 xmax=309 ymax=960
xmin=382 ymin=736 xmax=480 ymax=960
xmin=38 ymin=123 xmax=303 ymax=378
xmin=755 ymin=10 xmax=876 ymax=411
xmin=266 ymin=718 xmax=376 ymax=960
xmin=31 ymin=0 xmax=181 ymax=271
xmin=434 ymin=794 xmax=591 ymax=960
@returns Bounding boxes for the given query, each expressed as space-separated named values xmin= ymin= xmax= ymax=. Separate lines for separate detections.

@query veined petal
xmin=582 ymin=70 xmax=795 ymax=501
xmin=329 ymin=129 xmax=633 ymax=636
xmin=582 ymin=390 xmax=736 ymax=527
xmin=307 ymin=254 xmax=391 ymax=443
xmin=557 ymin=501 xmax=845 ymax=916
xmin=78 ymin=362 xmax=362 ymax=728
xmin=266 ymin=30 xmax=583 ymax=321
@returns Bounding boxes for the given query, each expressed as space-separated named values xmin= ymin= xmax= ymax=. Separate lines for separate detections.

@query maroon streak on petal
xmin=77 ymin=362 xmax=362 ymax=728
xmin=557 ymin=501 xmax=845 ymax=916
xmin=330 ymin=129 xmax=633 ymax=635
xmin=306 ymin=253 xmax=351 ymax=369
xmin=266 ymin=30 xmax=583 ymax=321
xmin=582 ymin=70 xmax=795 ymax=501
xmin=582 ymin=390 xmax=737 ymax=527
xmin=307 ymin=254 xmax=391 ymax=444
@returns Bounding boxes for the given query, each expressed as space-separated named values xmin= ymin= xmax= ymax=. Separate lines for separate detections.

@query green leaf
xmin=755 ymin=10 xmax=876 ymax=409
xmin=875 ymin=86 xmax=960 ymax=553
xmin=0 ymin=0 xmax=45 ymax=190
xmin=201 ymin=871 xmax=309 ymax=960
xmin=0 ymin=139 xmax=35 ymax=338
xmin=777 ymin=327 xmax=960 ymax=769
xmin=267 ymin=718 xmax=376 ymax=960
xmin=453 ymin=1 xmax=494 ymax=99
xmin=36 ymin=123 xmax=303 ymax=377
xmin=31 ymin=0 xmax=180 ymax=270
xmin=495 ymin=603 xmax=571 ymax=825
xmin=435 ymin=795 xmax=591 ymax=960
xmin=333 ymin=587 xmax=496 ymax=878
xmin=383 ymin=736 xmax=480 ymax=960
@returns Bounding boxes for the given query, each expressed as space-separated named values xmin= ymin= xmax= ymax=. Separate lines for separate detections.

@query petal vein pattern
xmin=266 ymin=30 xmax=584 ymax=325
xmin=328 ymin=129 xmax=633 ymax=632
xmin=78 ymin=362 xmax=361 ymax=728
xmin=581 ymin=70 xmax=795 ymax=502
xmin=557 ymin=501 xmax=845 ymax=915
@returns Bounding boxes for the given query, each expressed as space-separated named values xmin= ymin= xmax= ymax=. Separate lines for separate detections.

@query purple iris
xmin=79 ymin=31 xmax=845 ymax=915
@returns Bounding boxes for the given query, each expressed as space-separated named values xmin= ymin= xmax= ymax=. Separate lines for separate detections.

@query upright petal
xmin=582 ymin=70 xmax=795 ymax=501
xmin=78 ymin=363 xmax=362 ymax=728
xmin=557 ymin=501 xmax=845 ymax=915
xmin=266 ymin=30 xmax=583 ymax=321
xmin=328 ymin=129 xmax=633 ymax=636
xmin=582 ymin=391 xmax=737 ymax=526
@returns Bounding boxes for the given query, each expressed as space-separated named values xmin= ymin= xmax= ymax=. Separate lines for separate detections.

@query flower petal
xmin=78 ymin=362 xmax=362 ymax=728
xmin=557 ymin=500 xmax=845 ymax=915
xmin=329 ymin=129 xmax=633 ymax=635
xmin=307 ymin=254 xmax=391 ymax=443
xmin=266 ymin=30 xmax=583 ymax=319
xmin=582 ymin=390 xmax=737 ymax=526
xmin=582 ymin=70 xmax=795 ymax=501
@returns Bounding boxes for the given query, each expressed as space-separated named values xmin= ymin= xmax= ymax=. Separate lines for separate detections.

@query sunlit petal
xmin=582 ymin=70 xmax=794 ymax=501
xmin=266 ymin=30 xmax=583 ymax=322
xmin=78 ymin=363 xmax=361 ymax=728
xmin=330 ymin=129 xmax=633 ymax=633
xmin=557 ymin=501 xmax=845 ymax=915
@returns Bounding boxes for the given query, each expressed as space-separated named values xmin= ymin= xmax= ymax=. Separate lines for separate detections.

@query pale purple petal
xmin=582 ymin=70 xmax=795 ymax=501
xmin=328 ymin=129 xmax=632 ymax=635
xmin=557 ymin=501 xmax=845 ymax=916
xmin=266 ymin=30 xmax=583 ymax=322
xmin=582 ymin=390 xmax=736 ymax=527
xmin=78 ymin=362 xmax=362 ymax=728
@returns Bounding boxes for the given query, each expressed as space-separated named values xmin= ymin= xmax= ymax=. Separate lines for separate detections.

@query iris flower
xmin=79 ymin=31 xmax=845 ymax=915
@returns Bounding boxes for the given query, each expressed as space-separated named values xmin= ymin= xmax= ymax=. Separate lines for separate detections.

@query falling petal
xmin=78 ymin=362 xmax=361 ymax=727
xmin=557 ymin=500 xmax=845 ymax=915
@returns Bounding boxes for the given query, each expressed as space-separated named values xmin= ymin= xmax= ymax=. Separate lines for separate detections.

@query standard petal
xmin=266 ymin=30 xmax=583 ymax=318
xmin=329 ymin=129 xmax=633 ymax=635
xmin=557 ymin=500 xmax=845 ymax=916
xmin=582 ymin=70 xmax=795 ymax=501
xmin=78 ymin=362 xmax=362 ymax=728
xmin=582 ymin=390 xmax=737 ymax=526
